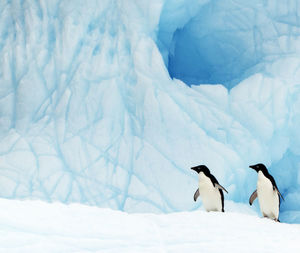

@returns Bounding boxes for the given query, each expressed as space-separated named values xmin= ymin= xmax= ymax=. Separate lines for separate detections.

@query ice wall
xmin=1 ymin=0 xmax=300 ymax=222
xmin=158 ymin=0 xmax=300 ymax=88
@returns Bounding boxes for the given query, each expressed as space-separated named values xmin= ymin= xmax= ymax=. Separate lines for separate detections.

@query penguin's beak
xmin=191 ymin=166 xmax=199 ymax=173
xmin=249 ymin=165 xmax=257 ymax=172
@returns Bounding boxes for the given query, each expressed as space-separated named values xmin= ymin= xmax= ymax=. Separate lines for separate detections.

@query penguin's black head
xmin=249 ymin=163 xmax=268 ymax=173
xmin=191 ymin=165 xmax=210 ymax=175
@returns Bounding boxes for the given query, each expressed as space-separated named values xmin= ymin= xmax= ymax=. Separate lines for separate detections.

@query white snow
xmin=0 ymin=198 xmax=300 ymax=253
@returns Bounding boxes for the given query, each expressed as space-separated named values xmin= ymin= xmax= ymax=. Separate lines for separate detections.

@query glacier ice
xmin=158 ymin=0 xmax=300 ymax=88
xmin=1 ymin=0 xmax=300 ymax=223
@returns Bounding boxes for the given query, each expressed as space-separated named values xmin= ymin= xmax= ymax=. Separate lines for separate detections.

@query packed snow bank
xmin=0 ymin=199 xmax=299 ymax=253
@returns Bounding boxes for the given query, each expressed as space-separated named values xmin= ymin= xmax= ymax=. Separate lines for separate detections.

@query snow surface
xmin=0 ymin=198 xmax=300 ymax=253
xmin=1 ymin=0 xmax=300 ymax=224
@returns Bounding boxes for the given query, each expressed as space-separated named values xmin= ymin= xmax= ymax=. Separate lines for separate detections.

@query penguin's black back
xmin=267 ymin=173 xmax=278 ymax=190
xmin=208 ymin=173 xmax=225 ymax=212
xmin=262 ymin=170 xmax=279 ymax=192
xmin=261 ymin=169 xmax=282 ymax=206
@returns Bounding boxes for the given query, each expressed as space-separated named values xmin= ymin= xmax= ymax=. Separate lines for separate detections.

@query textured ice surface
xmin=1 ymin=0 xmax=300 ymax=223
xmin=158 ymin=0 xmax=300 ymax=88
xmin=1 ymin=199 xmax=300 ymax=252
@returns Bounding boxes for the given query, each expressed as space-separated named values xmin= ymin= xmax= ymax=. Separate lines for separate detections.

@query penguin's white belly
xmin=257 ymin=172 xmax=279 ymax=220
xmin=199 ymin=174 xmax=222 ymax=212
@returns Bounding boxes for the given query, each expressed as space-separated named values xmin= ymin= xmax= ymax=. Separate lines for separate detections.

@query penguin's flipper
xmin=215 ymin=183 xmax=228 ymax=194
xmin=194 ymin=188 xmax=200 ymax=202
xmin=249 ymin=190 xmax=257 ymax=205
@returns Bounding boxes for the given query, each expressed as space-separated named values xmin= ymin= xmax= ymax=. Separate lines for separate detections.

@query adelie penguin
xmin=249 ymin=163 xmax=284 ymax=222
xmin=191 ymin=165 xmax=228 ymax=212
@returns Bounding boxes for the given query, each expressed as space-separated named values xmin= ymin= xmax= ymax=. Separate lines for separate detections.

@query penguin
xmin=249 ymin=163 xmax=284 ymax=222
xmin=191 ymin=165 xmax=228 ymax=212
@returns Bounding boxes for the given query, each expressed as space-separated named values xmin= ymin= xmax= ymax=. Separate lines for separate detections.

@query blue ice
xmin=1 ymin=0 xmax=300 ymax=223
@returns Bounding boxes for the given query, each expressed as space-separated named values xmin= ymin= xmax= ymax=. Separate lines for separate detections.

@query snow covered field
xmin=0 ymin=198 xmax=300 ymax=253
